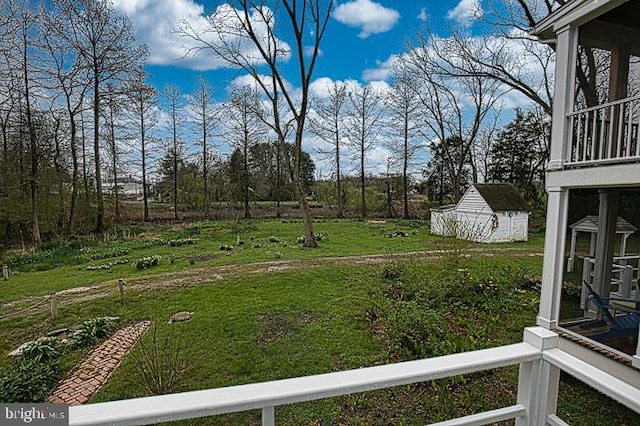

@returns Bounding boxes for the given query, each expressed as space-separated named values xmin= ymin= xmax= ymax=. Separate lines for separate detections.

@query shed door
xmin=513 ymin=217 xmax=527 ymax=241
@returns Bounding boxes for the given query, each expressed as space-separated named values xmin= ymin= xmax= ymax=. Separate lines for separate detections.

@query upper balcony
xmin=534 ymin=0 xmax=640 ymax=185
xmin=567 ymin=94 xmax=640 ymax=167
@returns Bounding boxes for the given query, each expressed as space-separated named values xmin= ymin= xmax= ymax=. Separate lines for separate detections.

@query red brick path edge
xmin=48 ymin=320 xmax=151 ymax=406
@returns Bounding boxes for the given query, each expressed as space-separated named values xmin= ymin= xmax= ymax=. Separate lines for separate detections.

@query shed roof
xmin=569 ymin=215 xmax=638 ymax=233
xmin=471 ymin=184 xmax=530 ymax=212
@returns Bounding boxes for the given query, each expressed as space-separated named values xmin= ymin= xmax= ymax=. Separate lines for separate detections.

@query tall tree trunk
xmin=201 ymin=105 xmax=208 ymax=220
xmin=93 ymin=71 xmax=104 ymax=232
xmin=80 ymin=109 xmax=90 ymax=206
xmin=275 ymin=137 xmax=281 ymax=218
xmin=53 ymin=118 xmax=65 ymax=231
xmin=403 ymin=110 xmax=409 ymax=219
xmin=109 ymin=104 xmax=120 ymax=223
xmin=243 ymin=126 xmax=250 ymax=219
xmin=172 ymin=104 xmax=179 ymax=221
xmin=172 ymin=145 xmax=177 ymax=221
xmin=335 ymin=122 xmax=343 ymax=219
xmin=142 ymin=119 xmax=149 ymax=222
xmin=68 ymin=116 xmax=79 ymax=234
xmin=293 ymin=125 xmax=316 ymax=248
xmin=22 ymin=29 xmax=41 ymax=246
xmin=360 ymin=137 xmax=366 ymax=218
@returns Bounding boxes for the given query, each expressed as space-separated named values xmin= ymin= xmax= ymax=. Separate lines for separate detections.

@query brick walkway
xmin=49 ymin=320 xmax=151 ymax=405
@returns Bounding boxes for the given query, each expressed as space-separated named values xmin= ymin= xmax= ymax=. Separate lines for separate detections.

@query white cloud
xmin=417 ymin=8 xmax=428 ymax=22
xmin=308 ymin=77 xmax=361 ymax=99
xmin=304 ymin=45 xmax=323 ymax=58
xmin=333 ymin=0 xmax=400 ymax=39
xmin=447 ymin=0 xmax=483 ymax=27
xmin=362 ymin=55 xmax=400 ymax=81
xmin=112 ymin=0 xmax=290 ymax=71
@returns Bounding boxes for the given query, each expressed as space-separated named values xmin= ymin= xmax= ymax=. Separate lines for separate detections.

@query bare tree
xmin=189 ymin=75 xmax=218 ymax=219
xmin=164 ymin=84 xmax=184 ymax=220
xmin=103 ymin=83 xmax=127 ymax=223
xmin=385 ymin=65 xmax=422 ymax=219
xmin=53 ymin=0 xmax=146 ymax=232
xmin=309 ymin=81 xmax=348 ymax=218
xmin=224 ymin=85 xmax=267 ymax=219
xmin=41 ymin=10 xmax=91 ymax=234
xmin=178 ymin=0 xmax=333 ymax=247
xmin=405 ymin=35 xmax=504 ymax=202
xmin=126 ymin=68 xmax=157 ymax=222
xmin=346 ymin=83 xmax=384 ymax=218
xmin=5 ymin=0 xmax=43 ymax=245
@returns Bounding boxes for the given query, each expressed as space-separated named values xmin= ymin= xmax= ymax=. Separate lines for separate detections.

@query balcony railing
xmin=68 ymin=327 xmax=640 ymax=426
xmin=567 ymin=95 xmax=640 ymax=166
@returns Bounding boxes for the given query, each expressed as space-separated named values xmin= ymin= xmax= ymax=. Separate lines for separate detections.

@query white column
xmin=547 ymin=25 xmax=578 ymax=170
xmin=593 ymin=189 xmax=620 ymax=297
xmin=516 ymin=327 xmax=560 ymax=426
xmin=537 ymin=187 xmax=569 ymax=329
xmin=567 ymin=229 xmax=577 ymax=272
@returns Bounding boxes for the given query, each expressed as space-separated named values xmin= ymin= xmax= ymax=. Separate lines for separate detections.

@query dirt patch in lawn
xmin=185 ymin=254 xmax=218 ymax=263
xmin=256 ymin=311 xmax=321 ymax=346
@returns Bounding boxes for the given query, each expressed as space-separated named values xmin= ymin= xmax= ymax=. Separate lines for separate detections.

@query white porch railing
xmin=581 ymin=255 xmax=640 ymax=308
xmin=567 ymin=95 xmax=640 ymax=166
xmin=68 ymin=327 xmax=640 ymax=426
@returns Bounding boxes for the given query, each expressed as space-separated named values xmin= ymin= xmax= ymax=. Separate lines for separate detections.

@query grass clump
xmin=135 ymin=255 xmax=161 ymax=270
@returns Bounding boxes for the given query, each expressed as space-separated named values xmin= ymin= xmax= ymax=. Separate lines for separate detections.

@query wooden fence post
xmin=118 ymin=279 xmax=125 ymax=303
xmin=2 ymin=265 xmax=8 ymax=281
xmin=50 ymin=293 xmax=58 ymax=320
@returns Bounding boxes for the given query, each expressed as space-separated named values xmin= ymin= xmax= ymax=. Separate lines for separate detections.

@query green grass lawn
xmin=0 ymin=220 xmax=636 ymax=424
xmin=0 ymin=219 xmax=545 ymax=303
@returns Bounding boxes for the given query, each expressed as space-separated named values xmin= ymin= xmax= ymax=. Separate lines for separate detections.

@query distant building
xmin=431 ymin=183 xmax=530 ymax=243
xmin=106 ymin=175 xmax=152 ymax=201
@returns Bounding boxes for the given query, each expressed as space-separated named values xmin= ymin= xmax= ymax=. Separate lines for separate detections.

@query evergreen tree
xmin=488 ymin=108 xmax=549 ymax=207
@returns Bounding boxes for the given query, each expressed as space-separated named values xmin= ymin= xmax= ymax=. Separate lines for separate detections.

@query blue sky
xmin=112 ymin=1 xmax=484 ymax=98
xmin=107 ymin=0 xmax=538 ymax=178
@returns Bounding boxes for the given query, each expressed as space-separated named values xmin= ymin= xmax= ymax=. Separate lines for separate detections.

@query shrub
xmin=87 ymin=246 xmax=130 ymax=260
xmin=16 ymin=337 xmax=62 ymax=363
xmin=0 ymin=358 xmax=61 ymax=402
xmin=219 ymin=244 xmax=234 ymax=251
xmin=269 ymin=236 xmax=280 ymax=243
xmin=369 ymin=261 xmax=537 ymax=361
xmin=167 ymin=238 xmax=197 ymax=247
xmin=389 ymin=230 xmax=408 ymax=238
xmin=127 ymin=322 xmax=195 ymax=396
xmin=297 ymin=233 xmax=324 ymax=244
xmin=71 ymin=317 xmax=114 ymax=348
xmin=135 ymin=255 xmax=161 ymax=270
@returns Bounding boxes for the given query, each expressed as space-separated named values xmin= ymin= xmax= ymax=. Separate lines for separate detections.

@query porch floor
xmin=556 ymin=318 xmax=638 ymax=365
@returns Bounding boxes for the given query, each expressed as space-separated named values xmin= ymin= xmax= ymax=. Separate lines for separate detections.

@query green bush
xmin=86 ymin=246 xmax=131 ymax=260
xmin=17 ymin=337 xmax=62 ymax=363
xmin=135 ymin=255 xmax=161 ymax=270
xmin=72 ymin=317 xmax=114 ymax=348
xmin=167 ymin=238 xmax=197 ymax=247
xmin=0 ymin=358 xmax=61 ymax=402
xmin=369 ymin=261 xmax=537 ymax=361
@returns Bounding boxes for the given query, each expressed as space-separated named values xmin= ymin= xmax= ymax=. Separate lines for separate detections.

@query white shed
xmin=453 ymin=184 xmax=530 ymax=243
xmin=430 ymin=204 xmax=457 ymax=236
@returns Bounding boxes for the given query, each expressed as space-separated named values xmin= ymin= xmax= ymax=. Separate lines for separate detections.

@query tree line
xmin=2 ymin=0 xmax=600 ymax=247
